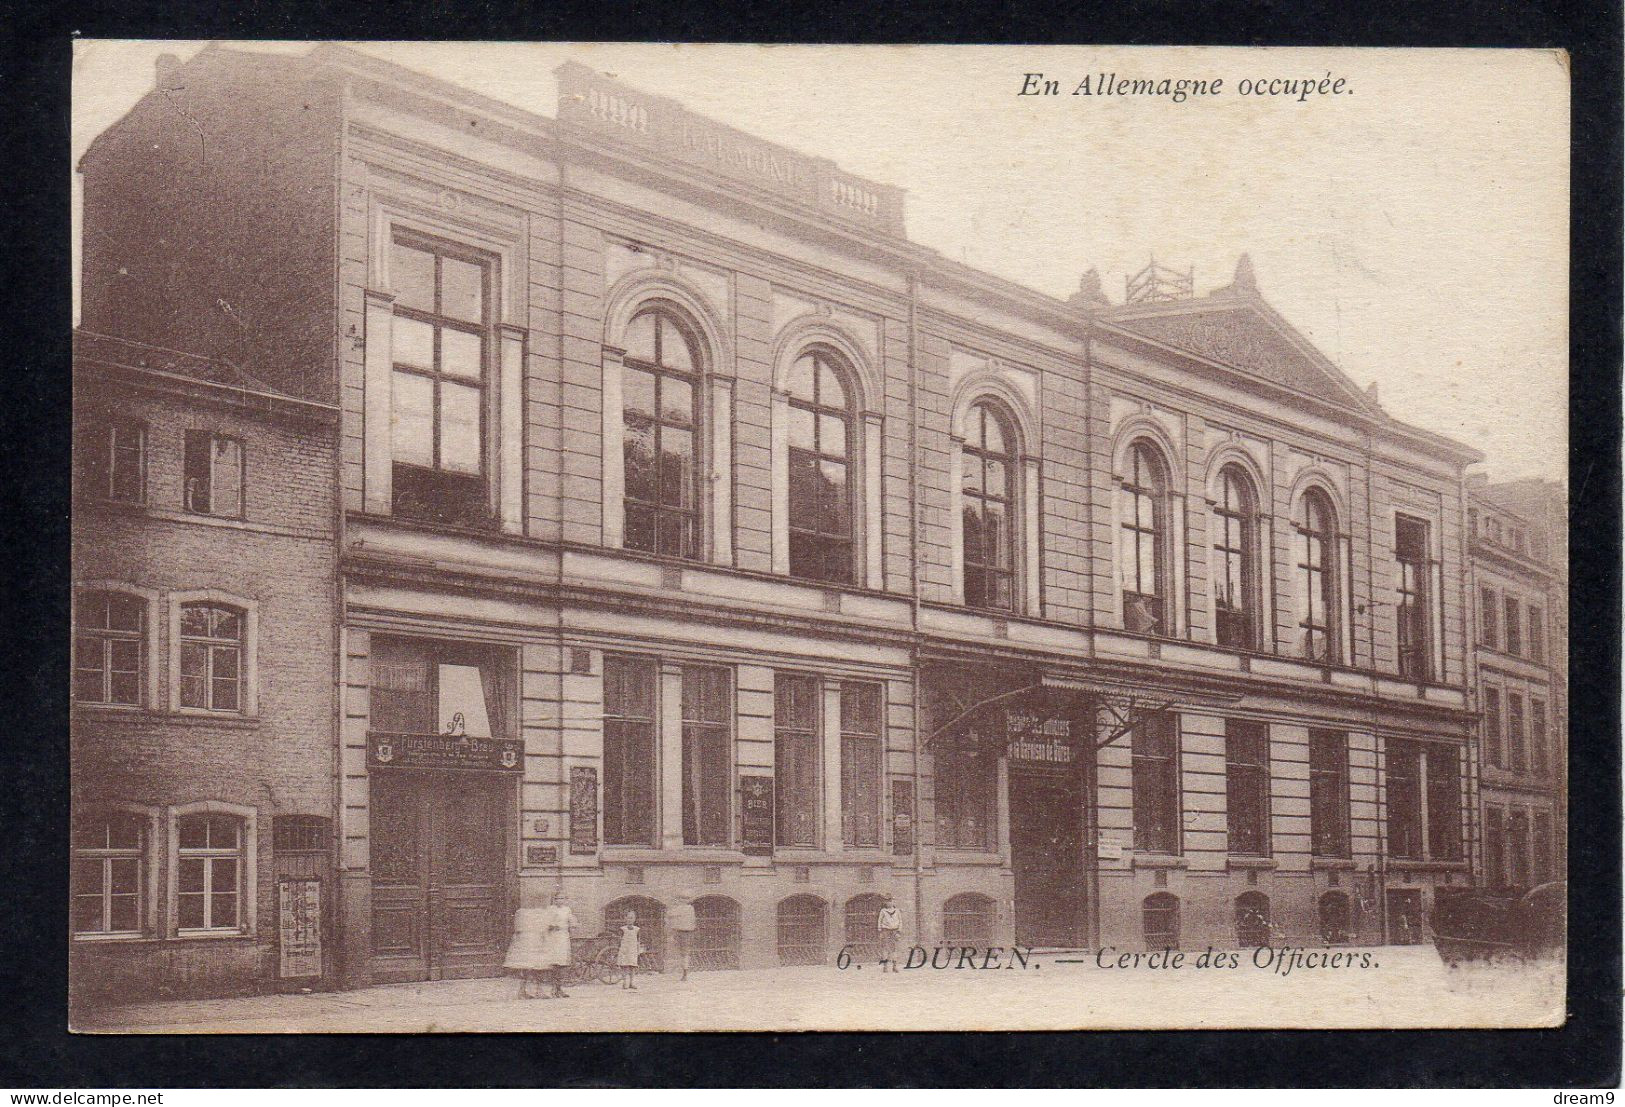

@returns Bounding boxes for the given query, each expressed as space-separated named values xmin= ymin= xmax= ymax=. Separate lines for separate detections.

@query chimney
xmin=1069 ymin=267 xmax=1110 ymax=309
xmin=155 ymin=53 xmax=182 ymax=91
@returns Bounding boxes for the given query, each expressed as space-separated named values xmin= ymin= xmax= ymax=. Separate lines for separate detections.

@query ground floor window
xmin=1235 ymin=892 xmax=1270 ymax=947
xmin=681 ymin=666 xmax=732 ymax=847
xmin=604 ymin=896 xmax=665 ymax=973
xmin=691 ymin=896 xmax=740 ymax=970
xmin=840 ymin=682 xmax=884 ymax=848
xmin=777 ymin=895 xmax=828 ymax=966
xmin=72 ymin=812 xmax=145 ymax=937
xmin=177 ymin=814 xmax=244 ymax=933
xmin=942 ymin=892 xmax=995 ymax=946
xmin=774 ymin=673 xmax=821 ymax=848
xmin=1533 ymin=812 xmax=1554 ymax=883
xmin=934 ymin=753 xmax=995 ymax=851
xmin=1132 ymin=711 xmax=1180 ymax=853
xmin=1142 ymin=893 xmax=1179 ymax=950
xmin=1318 ymin=891 xmax=1352 ymax=943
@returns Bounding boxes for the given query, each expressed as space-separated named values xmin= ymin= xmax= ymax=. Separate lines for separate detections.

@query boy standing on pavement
xmin=668 ymin=889 xmax=697 ymax=981
xmin=877 ymin=895 xmax=903 ymax=972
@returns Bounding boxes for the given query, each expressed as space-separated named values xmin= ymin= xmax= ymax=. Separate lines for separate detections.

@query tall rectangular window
xmin=681 ymin=666 xmax=731 ymax=847
xmin=1479 ymin=586 xmax=1498 ymax=648
xmin=774 ymin=673 xmax=820 ymax=848
xmin=1533 ymin=812 xmax=1553 ymax=882
xmin=1507 ymin=692 xmax=1526 ymax=773
xmin=1308 ymin=729 xmax=1350 ymax=858
xmin=1506 ymin=810 xmax=1530 ymax=885
xmin=603 ymin=656 xmax=657 ymax=847
xmin=1394 ymin=516 xmax=1430 ymax=679
xmin=73 ymin=813 xmax=144 ymax=936
xmin=85 ymin=417 xmax=145 ymax=503
xmin=389 ymin=234 xmax=491 ymax=528
xmin=183 ymin=431 xmax=244 ymax=518
xmin=840 ymin=682 xmax=883 ymax=848
xmin=1225 ymin=719 xmax=1270 ymax=856
xmin=934 ymin=753 xmax=994 ymax=851
xmin=1386 ymin=739 xmax=1424 ymax=860
xmin=1503 ymin=596 xmax=1522 ymax=656
xmin=1530 ymin=698 xmax=1548 ymax=776
xmin=74 ymin=592 xmax=145 ymax=706
xmin=1528 ymin=605 xmax=1545 ymax=663
xmin=1485 ymin=806 xmax=1505 ymax=885
xmin=1132 ymin=711 xmax=1180 ymax=853
xmin=178 ymin=603 xmax=244 ymax=713
xmin=621 ymin=309 xmax=700 ymax=558
xmin=177 ymin=814 xmax=243 ymax=933
xmin=1484 ymin=686 xmax=1503 ymax=769
xmin=1425 ymin=744 xmax=1462 ymax=860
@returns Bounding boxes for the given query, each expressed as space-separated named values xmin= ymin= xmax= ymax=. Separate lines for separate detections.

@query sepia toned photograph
xmin=68 ymin=41 xmax=1570 ymax=1033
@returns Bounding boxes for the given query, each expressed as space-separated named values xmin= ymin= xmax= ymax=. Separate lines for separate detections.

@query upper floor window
xmin=369 ymin=636 xmax=513 ymax=739
xmin=72 ymin=812 xmax=145 ymax=937
xmin=622 ymin=308 xmax=701 ymax=559
xmin=389 ymin=234 xmax=492 ymax=529
xmin=602 ymin=655 xmax=658 ymax=848
xmin=1530 ymin=697 xmax=1549 ymax=776
xmin=935 ymin=751 xmax=995 ymax=852
xmin=1507 ymin=692 xmax=1526 ymax=773
xmin=1480 ymin=586 xmax=1499 ymax=648
xmin=1119 ymin=442 xmax=1168 ymax=636
xmin=1528 ymin=605 xmax=1546 ymax=663
xmin=183 ymin=431 xmax=243 ymax=518
xmin=1484 ymin=686 xmax=1503 ymax=768
xmin=84 ymin=416 xmax=145 ymax=504
xmin=961 ymin=401 xmax=1016 ymax=611
xmin=787 ymin=350 xmax=855 ymax=585
xmin=178 ymin=602 xmax=243 ymax=712
xmin=1503 ymin=596 xmax=1522 ymax=656
xmin=74 ymin=591 xmax=145 ymax=706
xmin=1293 ymin=489 xmax=1338 ymax=663
xmin=176 ymin=814 xmax=244 ymax=933
xmin=1394 ymin=515 xmax=1431 ymax=680
xmin=1213 ymin=466 xmax=1259 ymax=649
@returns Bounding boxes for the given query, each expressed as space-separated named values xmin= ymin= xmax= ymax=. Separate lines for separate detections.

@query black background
xmin=4 ymin=0 xmax=1619 ymax=1087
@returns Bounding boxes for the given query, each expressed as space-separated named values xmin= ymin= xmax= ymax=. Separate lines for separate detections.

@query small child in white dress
xmin=616 ymin=909 xmax=643 ymax=990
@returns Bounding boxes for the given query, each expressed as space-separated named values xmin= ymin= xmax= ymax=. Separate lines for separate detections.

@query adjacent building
xmin=71 ymin=331 xmax=339 ymax=1000
xmin=75 ymin=45 xmax=1538 ymax=993
xmin=1468 ymin=475 xmax=1568 ymax=889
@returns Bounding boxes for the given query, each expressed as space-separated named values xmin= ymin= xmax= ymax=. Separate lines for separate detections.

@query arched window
xmin=178 ymin=602 xmax=245 ymax=713
xmin=1318 ymin=891 xmax=1352 ymax=944
xmin=604 ymin=896 xmax=666 ymax=972
xmin=622 ymin=308 xmax=701 ymax=559
xmin=691 ymin=896 xmax=740 ymax=970
xmin=1143 ymin=892 xmax=1180 ymax=950
xmin=1293 ymin=489 xmax=1339 ymax=662
xmin=844 ymin=892 xmax=887 ymax=961
xmin=786 ymin=349 xmax=855 ymax=584
xmin=1213 ymin=466 xmax=1259 ymax=649
xmin=74 ymin=591 xmax=146 ymax=706
xmin=1119 ymin=442 xmax=1168 ymax=635
xmin=73 ymin=812 xmax=146 ymax=936
xmin=1235 ymin=891 xmax=1271 ymax=948
xmin=776 ymin=895 xmax=829 ymax=966
xmin=961 ymin=401 xmax=1016 ymax=610
xmin=942 ymin=892 xmax=996 ymax=945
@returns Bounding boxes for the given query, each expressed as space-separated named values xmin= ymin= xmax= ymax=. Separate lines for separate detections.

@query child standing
xmin=876 ymin=895 xmax=903 ymax=972
xmin=616 ymin=908 xmax=643 ymax=990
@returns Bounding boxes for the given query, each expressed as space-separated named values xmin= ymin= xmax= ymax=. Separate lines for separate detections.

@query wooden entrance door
xmin=1008 ymin=770 xmax=1084 ymax=948
xmin=369 ymin=772 xmax=510 ymax=983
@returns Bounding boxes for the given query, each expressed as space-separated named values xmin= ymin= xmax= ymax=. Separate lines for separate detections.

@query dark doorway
xmin=369 ymin=771 xmax=512 ymax=983
xmin=1008 ymin=769 xmax=1084 ymax=947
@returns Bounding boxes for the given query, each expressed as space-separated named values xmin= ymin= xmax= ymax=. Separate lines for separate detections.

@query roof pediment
xmin=1100 ymin=295 xmax=1376 ymax=415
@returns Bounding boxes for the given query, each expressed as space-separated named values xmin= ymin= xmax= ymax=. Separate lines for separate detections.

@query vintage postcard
xmin=69 ymin=42 xmax=1568 ymax=1033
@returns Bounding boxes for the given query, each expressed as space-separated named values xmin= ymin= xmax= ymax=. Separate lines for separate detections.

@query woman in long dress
xmin=505 ymin=889 xmax=575 ymax=999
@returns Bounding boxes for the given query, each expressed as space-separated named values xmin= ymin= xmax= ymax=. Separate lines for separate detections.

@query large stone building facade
xmin=78 ymin=45 xmax=1515 ymax=992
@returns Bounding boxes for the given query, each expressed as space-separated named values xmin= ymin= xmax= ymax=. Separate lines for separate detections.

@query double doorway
xmin=1008 ymin=765 xmax=1087 ymax=948
xmin=368 ymin=771 xmax=514 ymax=983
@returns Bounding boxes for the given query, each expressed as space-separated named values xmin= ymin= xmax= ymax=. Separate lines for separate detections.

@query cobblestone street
xmin=73 ymin=946 xmax=1564 ymax=1033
